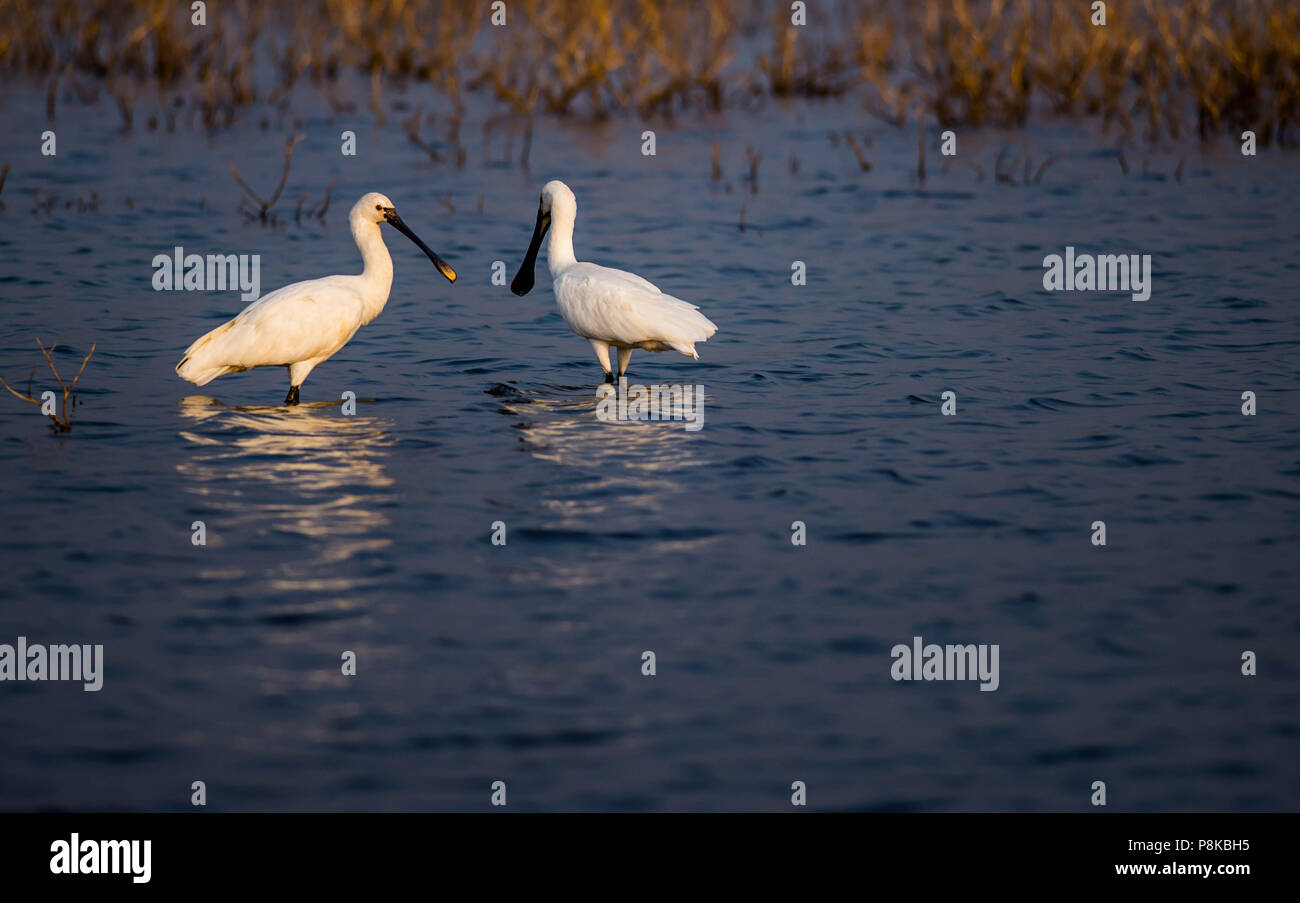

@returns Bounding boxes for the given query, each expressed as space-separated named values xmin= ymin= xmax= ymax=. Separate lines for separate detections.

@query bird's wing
xmin=586 ymin=265 xmax=664 ymax=297
xmin=192 ymin=278 xmax=367 ymax=370
xmin=555 ymin=265 xmax=718 ymax=351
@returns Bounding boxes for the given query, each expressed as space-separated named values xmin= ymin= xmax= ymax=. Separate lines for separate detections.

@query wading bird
xmin=176 ymin=192 xmax=456 ymax=405
xmin=510 ymin=180 xmax=717 ymax=383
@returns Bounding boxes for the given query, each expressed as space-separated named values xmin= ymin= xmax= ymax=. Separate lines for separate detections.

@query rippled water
xmin=1 ymin=90 xmax=1297 ymax=811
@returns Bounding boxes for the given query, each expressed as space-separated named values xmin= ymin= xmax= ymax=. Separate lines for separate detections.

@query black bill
xmin=510 ymin=203 xmax=551 ymax=296
xmin=384 ymin=209 xmax=456 ymax=283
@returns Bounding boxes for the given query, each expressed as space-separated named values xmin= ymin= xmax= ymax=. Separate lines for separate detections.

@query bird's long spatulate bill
xmin=510 ymin=205 xmax=550 ymax=295
xmin=385 ymin=211 xmax=457 ymax=283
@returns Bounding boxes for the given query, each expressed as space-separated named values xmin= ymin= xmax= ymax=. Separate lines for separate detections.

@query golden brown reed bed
xmin=1 ymin=0 xmax=1297 ymax=145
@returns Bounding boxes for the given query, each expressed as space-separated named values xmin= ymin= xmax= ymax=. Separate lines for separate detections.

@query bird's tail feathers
xmin=658 ymin=294 xmax=717 ymax=357
xmin=175 ymin=357 xmax=235 ymax=386
xmin=175 ymin=320 xmax=239 ymax=385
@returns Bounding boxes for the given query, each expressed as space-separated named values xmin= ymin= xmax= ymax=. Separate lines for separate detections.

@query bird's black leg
xmin=603 ymin=371 xmax=614 ymax=385
xmin=285 ymin=385 xmax=300 ymax=405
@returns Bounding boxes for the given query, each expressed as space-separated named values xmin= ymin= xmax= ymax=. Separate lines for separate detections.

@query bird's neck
xmin=353 ymin=217 xmax=394 ymax=322
xmin=546 ymin=211 xmax=578 ymax=276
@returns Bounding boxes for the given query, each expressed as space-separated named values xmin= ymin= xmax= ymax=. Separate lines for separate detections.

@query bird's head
xmin=355 ymin=191 xmax=397 ymax=224
xmin=511 ymin=181 xmax=575 ymax=296
xmin=539 ymin=180 xmax=576 ymax=218
xmin=352 ymin=192 xmax=456 ymax=283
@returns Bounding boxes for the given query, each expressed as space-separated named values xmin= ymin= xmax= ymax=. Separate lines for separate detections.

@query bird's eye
xmin=375 ymin=204 xmax=383 ymax=211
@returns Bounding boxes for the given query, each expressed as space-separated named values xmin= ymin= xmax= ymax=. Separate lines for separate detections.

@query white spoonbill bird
xmin=510 ymin=180 xmax=718 ymax=383
xmin=176 ymin=192 xmax=456 ymax=405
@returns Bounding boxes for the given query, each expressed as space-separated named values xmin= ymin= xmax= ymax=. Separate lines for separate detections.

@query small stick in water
xmin=844 ymin=132 xmax=871 ymax=171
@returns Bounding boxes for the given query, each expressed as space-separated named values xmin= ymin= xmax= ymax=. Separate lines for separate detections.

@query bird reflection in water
xmin=175 ymin=396 xmax=395 ymax=598
xmin=487 ymin=382 xmax=719 ymax=589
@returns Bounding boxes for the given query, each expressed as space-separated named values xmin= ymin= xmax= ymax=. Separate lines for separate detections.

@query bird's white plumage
xmin=554 ymin=264 xmax=712 ymax=358
xmin=528 ymin=180 xmax=717 ymax=376
xmin=176 ymin=191 xmax=453 ymax=402
xmin=176 ymin=275 xmax=371 ymax=386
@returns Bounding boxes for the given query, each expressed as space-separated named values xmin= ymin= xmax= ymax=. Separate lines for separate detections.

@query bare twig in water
xmin=0 ymin=339 xmax=96 ymax=432
xmin=711 ymin=141 xmax=722 ymax=181
xmin=1116 ymin=148 xmax=1129 ymax=175
xmin=0 ymin=369 xmax=36 ymax=408
xmin=112 ymin=79 xmax=133 ymax=130
xmin=745 ymin=145 xmax=761 ymax=193
xmin=402 ymin=107 xmax=443 ymax=162
xmin=369 ymin=67 xmax=387 ymax=128
xmin=1175 ymin=155 xmax=1186 ymax=183
xmin=231 ymin=133 xmax=304 ymax=221
xmin=993 ymin=145 xmax=1012 ymax=182
xmin=1033 ymin=154 xmax=1060 ymax=183
xmin=310 ymin=179 xmax=339 ymax=221
xmin=843 ymin=132 xmax=871 ymax=171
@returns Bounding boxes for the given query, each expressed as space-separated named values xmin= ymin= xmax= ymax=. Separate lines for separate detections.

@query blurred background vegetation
xmin=1 ymin=0 xmax=1296 ymax=145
